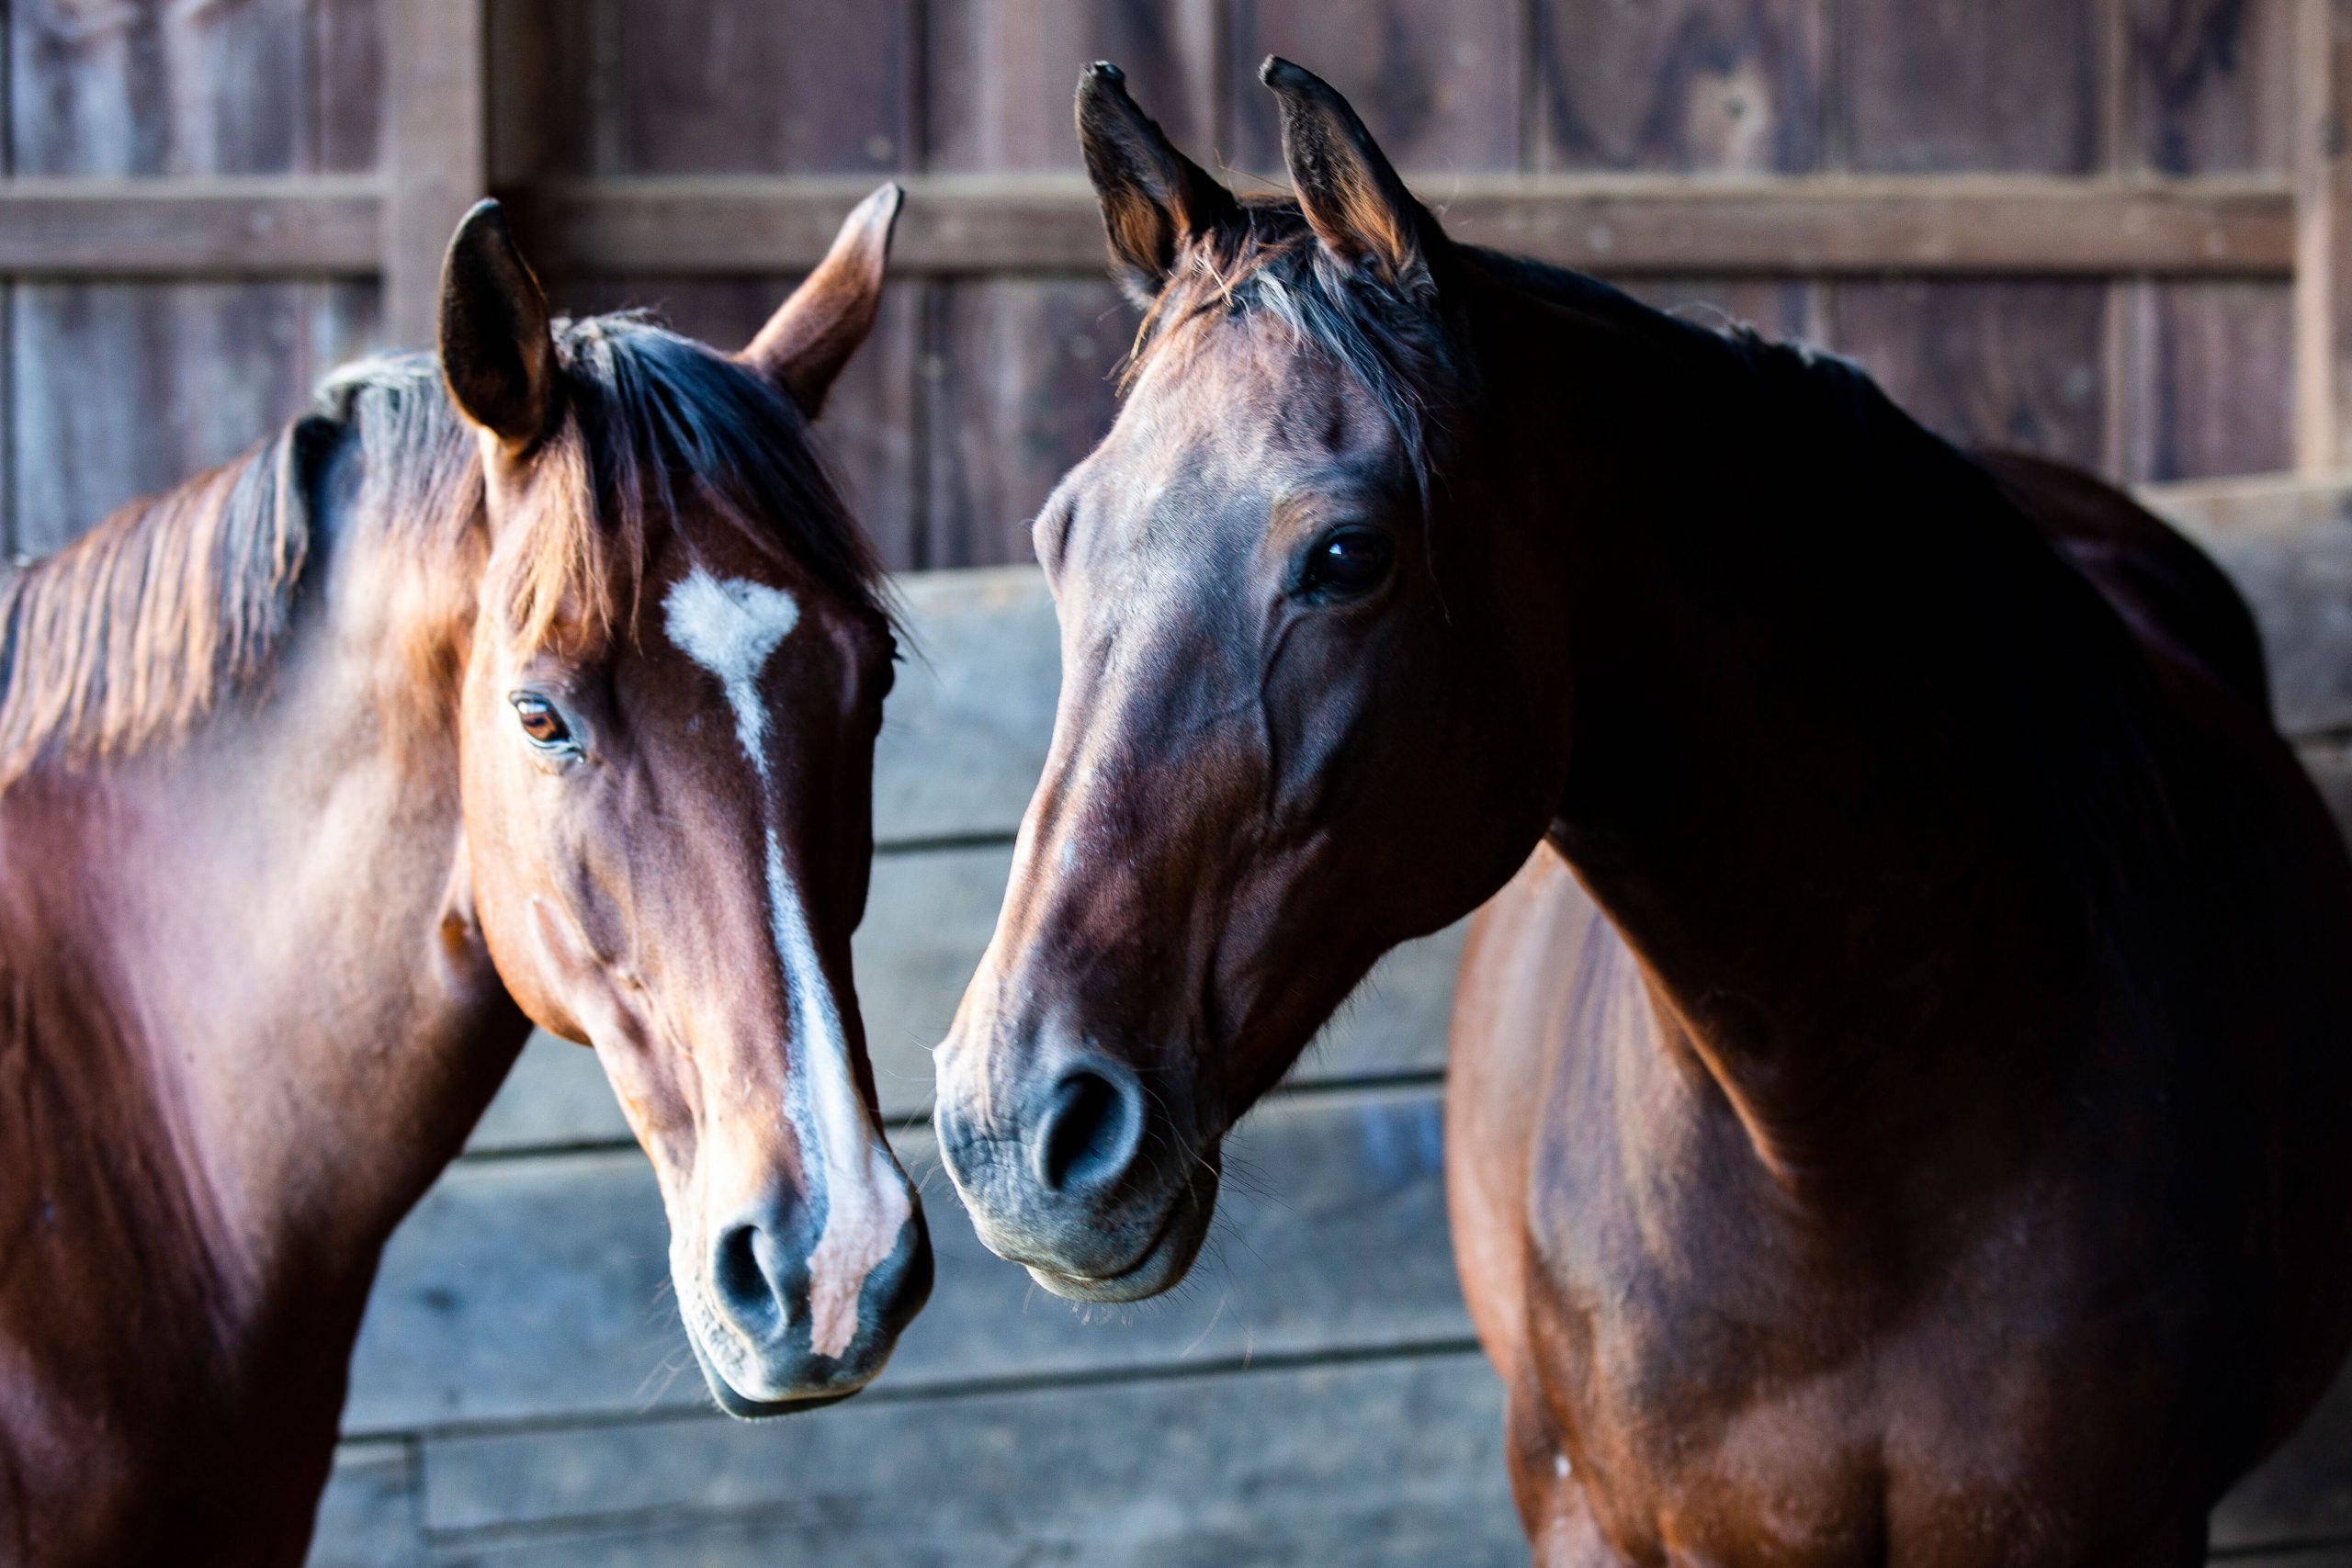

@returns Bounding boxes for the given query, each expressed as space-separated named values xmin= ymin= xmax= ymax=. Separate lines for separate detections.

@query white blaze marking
xmin=664 ymin=568 xmax=910 ymax=1361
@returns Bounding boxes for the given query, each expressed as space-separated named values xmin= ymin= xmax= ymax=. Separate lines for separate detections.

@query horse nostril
xmin=711 ymin=1221 xmax=788 ymax=1340
xmin=1033 ymin=1060 xmax=1145 ymax=1195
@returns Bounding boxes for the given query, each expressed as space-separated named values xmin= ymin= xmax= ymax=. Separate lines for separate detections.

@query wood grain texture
xmin=922 ymin=277 xmax=1125 ymax=567
xmin=383 ymin=0 xmax=486 ymax=348
xmin=2120 ymin=280 xmax=2295 ymax=480
xmin=1535 ymin=0 xmax=1826 ymax=174
xmin=8 ymin=279 xmax=374 ymax=555
xmin=2126 ymin=0 xmax=2295 ymax=175
xmin=514 ymin=172 xmax=2296 ymax=276
xmin=1832 ymin=278 xmax=2111 ymax=468
xmin=536 ymin=0 xmax=912 ymax=176
xmin=0 ymin=179 xmax=381 ymax=276
xmin=871 ymin=566 xmax=1063 ymax=838
xmin=314 ymin=0 xmax=387 ymax=175
xmin=416 ymin=1353 xmax=1518 ymax=1566
xmin=1839 ymin=0 xmax=2103 ymax=173
xmin=1224 ymin=0 xmax=1527 ymax=175
xmin=349 ymin=1084 xmax=1468 ymax=1432
xmin=9 ymin=0 xmax=319 ymax=176
xmin=923 ymin=0 xmax=1218 ymax=172
xmin=2295 ymin=0 xmax=2352 ymax=470
xmin=6 ymin=0 xmax=389 ymax=547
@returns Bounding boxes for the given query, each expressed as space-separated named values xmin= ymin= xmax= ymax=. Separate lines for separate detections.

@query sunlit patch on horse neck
xmin=661 ymin=565 xmax=909 ymax=1362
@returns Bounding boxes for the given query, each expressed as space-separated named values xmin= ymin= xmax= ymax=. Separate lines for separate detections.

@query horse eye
xmin=1296 ymin=527 xmax=1396 ymax=602
xmin=510 ymin=694 xmax=573 ymax=750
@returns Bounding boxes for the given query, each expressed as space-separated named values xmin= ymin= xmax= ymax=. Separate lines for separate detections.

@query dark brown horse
xmin=933 ymin=60 xmax=2352 ymax=1566
xmin=0 ymin=192 xmax=928 ymax=1565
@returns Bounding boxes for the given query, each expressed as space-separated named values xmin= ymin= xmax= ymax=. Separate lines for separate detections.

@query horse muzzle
xmin=681 ymin=1195 xmax=933 ymax=1416
xmin=933 ymin=1049 xmax=1221 ymax=1303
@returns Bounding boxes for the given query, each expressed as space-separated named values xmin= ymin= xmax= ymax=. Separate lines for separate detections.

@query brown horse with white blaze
xmin=932 ymin=60 xmax=2352 ymax=1566
xmin=0 ymin=192 xmax=926 ymax=1564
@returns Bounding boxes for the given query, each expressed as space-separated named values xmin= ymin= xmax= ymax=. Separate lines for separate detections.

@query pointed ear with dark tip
xmin=741 ymin=183 xmax=902 ymax=417
xmin=1077 ymin=60 xmax=1239 ymax=306
xmin=438 ymin=198 xmax=560 ymax=454
xmin=1260 ymin=56 xmax=1432 ymax=287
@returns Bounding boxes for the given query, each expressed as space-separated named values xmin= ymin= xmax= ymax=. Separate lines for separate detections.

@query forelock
xmin=1122 ymin=200 xmax=1463 ymax=497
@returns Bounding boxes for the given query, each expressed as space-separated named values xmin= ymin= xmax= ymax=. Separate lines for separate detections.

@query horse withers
xmin=0 ymin=192 xmax=926 ymax=1564
xmin=931 ymin=59 xmax=2352 ymax=1567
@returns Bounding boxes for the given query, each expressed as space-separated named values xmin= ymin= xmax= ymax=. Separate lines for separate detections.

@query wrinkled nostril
xmin=1033 ymin=1062 xmax=1144 ymax=1195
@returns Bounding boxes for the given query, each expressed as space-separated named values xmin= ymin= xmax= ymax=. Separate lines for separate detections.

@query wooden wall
xmin=0 ymin=0 xmax=2326 ymax=572
xmin=298 ymin=476 xmax=2352 ymax=1566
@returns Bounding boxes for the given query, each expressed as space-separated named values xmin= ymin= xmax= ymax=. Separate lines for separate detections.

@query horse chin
xmin=1023 ymin=1172 xmax=1217 ymax=1303
xmin=687 ymin=1338 xmax=871 ymax=1421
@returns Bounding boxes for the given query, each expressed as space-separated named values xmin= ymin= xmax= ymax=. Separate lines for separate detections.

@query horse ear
xmin=438 ymin=199 xmax=560 ymax=453
xmin=741 ymin=184 xmax=902 ymax=417
xmin=1077 ymin=61 xmax=1238 ymax=307
xmin=1260 ymin=56 xmax=1432 ymax=287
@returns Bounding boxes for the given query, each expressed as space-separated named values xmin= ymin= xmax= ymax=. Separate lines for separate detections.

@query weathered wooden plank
xmin=2143 ymin=473 xmax=2352 ymax=735
xmin=382 ymin=0 xmax=486 ymax=348
xmin=5 ymin=0 xmax=386 ymax=550
xmin=417 ymin=1352 xmax=1517 ymax=1566
xmin=2120 ymin=280 xmax=2295 ymax=481
xmin=1840 ymin=0 xmax=2103 ymax=173
xmin=306 ymin=1440 xmax=424 ymax=1568
xmin=2125 ymin=0 xmax=2295 ymax=176
xmin=923 ymin=0 xmax=1217 ymax=173
xmin=0 ymin=180 xmax=381 ymax=276
xmin=920 ymin=277 xmax=1124 ymax=568
xmin=314 ymin=0 xmax=387 ymax=175
xmin=1224 ymin=1 xmax=1526 ymax=175
xmin=9 ymin=0 xmax=316 ymax=176
xmin=534 ymin=0 xmax=912 ymax=178
xmin=1535 ymin=0 xmax=1826 ymax=174
xmin=514 ymin=173 xmax=2297 ymax=277
xmin=351 ymin=1084 xmax=1465 ymax=1432
xmin=9 ymin=280 xmax=323 ymax=553
xmin=873 ymin=565 xmax=1061 ymax=840
xmin=1834 ymin=279 xmax=2111 ymax=469
xmin=2295 ymin=0 xmax=2352 ymax=471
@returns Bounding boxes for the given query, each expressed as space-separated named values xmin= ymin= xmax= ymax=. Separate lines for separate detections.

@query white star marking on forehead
xmin=662 ymin=568 xmax=801 ymax=769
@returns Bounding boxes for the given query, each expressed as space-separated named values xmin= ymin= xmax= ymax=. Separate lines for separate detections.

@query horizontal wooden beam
xmin=515 ymin=173 xmax=2296 ymax=278
xmin=0 ymin=174 xmax=2301 ymax=281
xmin=0 ymin=178 xmax=381 ymax=276
xmin=0 ymin=174 xmax=2298 ymax=280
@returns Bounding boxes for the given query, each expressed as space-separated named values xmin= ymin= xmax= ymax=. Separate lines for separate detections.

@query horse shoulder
xmin=1446 ymin=841 xmax=1631 ymax=1378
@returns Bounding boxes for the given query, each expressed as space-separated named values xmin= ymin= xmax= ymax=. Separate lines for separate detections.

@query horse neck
xmin=0 ymin=478 xmax=527 ymax=1348
xmin=1482 ymin=283 xmax=2126 ymax=1201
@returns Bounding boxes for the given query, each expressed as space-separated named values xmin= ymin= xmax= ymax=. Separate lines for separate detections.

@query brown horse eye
xmin=509 ymin=694 xmax=573 ymax=750
xmin=1297 ymin=528 xmax=1395 ymax=602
